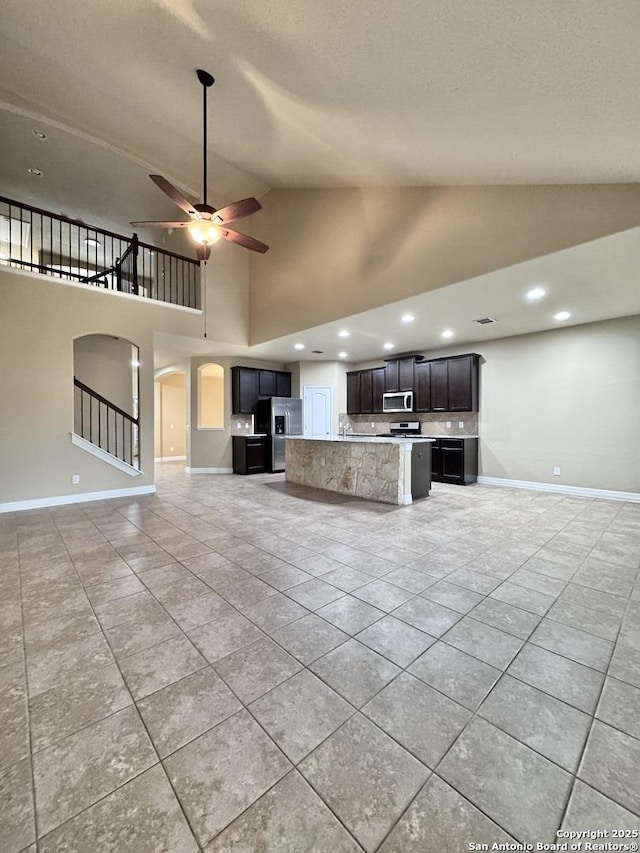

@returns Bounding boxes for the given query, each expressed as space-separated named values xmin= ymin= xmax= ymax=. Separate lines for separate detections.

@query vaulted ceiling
xmin=2 ymin=0 xmax=640 ymax=207
xmin=2 ymin=1 xmax=640 ymax=366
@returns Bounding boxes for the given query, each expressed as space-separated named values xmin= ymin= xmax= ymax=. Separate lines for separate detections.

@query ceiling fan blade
xmin=130 ymin=220 xmax=190 ymax=228
xmin=222 ymin=228 xmax=269 ymax=253
xmin=149 ymin=175 xmax=200 ymax=218
xmin=212 ymin=197 xmax=262 ymax=225
xmin=196 ymin=245 xmax=212 ymax=262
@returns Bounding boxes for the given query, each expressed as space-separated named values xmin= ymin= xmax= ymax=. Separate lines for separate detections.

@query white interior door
xmin=303 ymin=386 xmax=333 ymax=437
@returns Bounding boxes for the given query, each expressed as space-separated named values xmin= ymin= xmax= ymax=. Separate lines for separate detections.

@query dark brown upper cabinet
xmin=258 ymin=370 xmax=276 ymax=396
xmin=232 ymin=367 xmax=293 ymax=414
xmin=372 ymin=367 xmax=385 ymax=413
xmin=447 ymin=354 xmax=479 ymax=411
xmin=427 ymin=354 xmax=479 ymax=412
xmin=414 ymin=360 xmax=431 ymax=412
xmin=347 ymin=353 xmax=479 ymax=416
xmin=359 ymin=370 xmax=373 ymax=413
xmin=346 ymin=371 xmax=361 ymax=414
xmin=429 ymin=359 xmax=449 ymax=411
xmin=384 ymin=357 xmax=414 ymax=392
xmin=276 ymin=371 xmax=291 ymax=398
xmin=398 ymin=358 xmax=415 ymax=391
xmin=384 ymin=360 xmax=399 ymax=392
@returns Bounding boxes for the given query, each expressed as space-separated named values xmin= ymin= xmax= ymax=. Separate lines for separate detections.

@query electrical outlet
xmin=553 ymin=466 xmax=561 ymax=476
xmin=371 ymin=422 xmax=375 ymax=428
xmin=458 ymin=421 xmax=464 ymax=429
xmin=446 ymin=421 xmax=451 ymax=428
xmin=71 ymin=474 xmax=80 ymax=485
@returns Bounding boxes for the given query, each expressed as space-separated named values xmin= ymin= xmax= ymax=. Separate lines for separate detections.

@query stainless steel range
xmin=378 ymin=421 xmax=422 ymax=437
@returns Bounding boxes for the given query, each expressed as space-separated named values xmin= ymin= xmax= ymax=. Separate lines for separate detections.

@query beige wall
xmin=203 ymin=241 xmax=251 ymax=345
xmin=287 ymin=360 xmax=351 ymax=436
xmin=189 ymin=356 xmax=286 ymax=470
xmin=353 ymin=316 xmax=640 ymax=494
xmin=0 ymin=268 xmax=202 ymax=503
xmin=73 ymin=334 xmax=136 ymax=416
xmin=249 ymin=184 xmax=640 ymax=343
xmin=157 ymin=372 xmax=186 ymax=458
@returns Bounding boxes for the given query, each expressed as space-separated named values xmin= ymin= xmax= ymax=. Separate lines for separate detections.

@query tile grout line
xmin=13 ymin=476 xmax=638 ymax=848
xmin=70 ymin=532 xmax=203 ymax=852
xmin=555 ymin=585 xmax=635 ymax=830
xmin=15 ymin=535 xmax=40 ymax=853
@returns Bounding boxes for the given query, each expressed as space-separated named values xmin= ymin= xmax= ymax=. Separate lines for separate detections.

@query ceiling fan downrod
xmin=197 ymin=69 xmax=215 ymax=208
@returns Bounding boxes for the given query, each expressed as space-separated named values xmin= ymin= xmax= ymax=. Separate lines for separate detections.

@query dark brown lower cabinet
xmin=233 ymin=436 xmax=267 ymax=474
xmin=430 ymin=438 xmax=478 ymax=485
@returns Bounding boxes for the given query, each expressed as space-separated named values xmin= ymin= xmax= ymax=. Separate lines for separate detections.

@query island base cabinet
xmin=430 ymin=438 xmax=478 ymax=485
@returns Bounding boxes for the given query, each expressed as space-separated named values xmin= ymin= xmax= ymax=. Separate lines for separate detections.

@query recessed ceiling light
xmin=401 ymin=313 xmax=415 ymax=324
xmin=338 ymin=351 xmax=348 ymax=359
xmin=338 ymin=330 xmax=350 ymax=338
xmin=294 ymin=342 xmax=305 ymax=350
xmin=32 ymin=129 xmax=47 ymax=140
xmin=441 ymin=329 xmax=454 ymax=339
xmin=383 ymin=342 xmax=394 ymax=351
xmin=84 ymin=237 xmax=101 ymax=248
xmin=27 ymin=168 xmax=43 ymax=176
xmin=526 ymin=286 xmax=547 ymax=301
xmin=554 ymin=311 xmax=571 ymax=322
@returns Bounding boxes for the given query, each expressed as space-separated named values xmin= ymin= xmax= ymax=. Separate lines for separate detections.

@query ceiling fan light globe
xmin=188 ymin=220 xmax=223 ymax=246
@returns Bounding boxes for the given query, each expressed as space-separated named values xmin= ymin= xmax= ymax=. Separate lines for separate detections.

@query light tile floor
xmin=1 ymin=464 xmax=640 ymax=852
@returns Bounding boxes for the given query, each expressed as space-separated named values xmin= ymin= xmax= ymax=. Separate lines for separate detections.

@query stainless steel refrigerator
xmin=256 ymin=397 xmax=303 ymax=473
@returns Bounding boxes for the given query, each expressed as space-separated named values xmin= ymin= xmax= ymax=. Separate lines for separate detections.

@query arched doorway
xmin=155 ymin=371 xmax=187 ymax=462
xmin=73 ymin=333 xmax=139 ymax=467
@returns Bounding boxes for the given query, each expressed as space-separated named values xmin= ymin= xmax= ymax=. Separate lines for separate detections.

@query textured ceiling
xmin=2 ymin=0 xmax=639 ymax=372
xmin=1 ymin=0 xmax=640 ymax=202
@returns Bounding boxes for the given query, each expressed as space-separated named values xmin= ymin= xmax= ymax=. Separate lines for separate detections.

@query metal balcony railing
xmin=0 ymin=195 xmax=200 ymax=309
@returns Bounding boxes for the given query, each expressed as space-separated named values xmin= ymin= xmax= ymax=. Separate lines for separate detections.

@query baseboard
xmin=155 ymin=456 xmax=186 ymax=462
xmin=185 ymin=467 xmax=234 ymax=474
xmin=0 ymin=484 xmax=157 ymax=514
xmin=477 ymin=476 xmax=640 ymax=503
xmin=71 ymin=433 xmax=142 ymax=476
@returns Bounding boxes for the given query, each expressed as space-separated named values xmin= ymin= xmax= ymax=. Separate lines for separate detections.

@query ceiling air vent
xmin=312 ymin=350 xmax=324 ymax=354
xmin=475 ymin=317 xmax=497 ymax=325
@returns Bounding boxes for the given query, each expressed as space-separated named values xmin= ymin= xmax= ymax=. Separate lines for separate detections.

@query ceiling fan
xmin=131 ymin=69 xmax=268 ymax=261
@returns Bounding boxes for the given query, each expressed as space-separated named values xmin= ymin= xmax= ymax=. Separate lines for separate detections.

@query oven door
xmin=382 ymin=391 xmax=413 ymax=413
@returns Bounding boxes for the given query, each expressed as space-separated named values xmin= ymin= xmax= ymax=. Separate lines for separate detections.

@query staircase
xmin=72 ymin=378 xmax=141 ymax=475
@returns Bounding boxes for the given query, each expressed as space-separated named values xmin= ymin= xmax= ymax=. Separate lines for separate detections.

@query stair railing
xmin=74 ymin=378 xmax=139 ymax=468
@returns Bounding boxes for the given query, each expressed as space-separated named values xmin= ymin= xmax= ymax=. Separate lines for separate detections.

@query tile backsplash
xmin=340 ymin=412 xmax=478 ymax=437
xmin=230 ymin=415 xmax=256 ymax=435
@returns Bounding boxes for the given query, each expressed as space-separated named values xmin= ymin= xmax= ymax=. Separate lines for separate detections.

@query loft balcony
xmin=0 ymin=195 xmax=201 ymax=309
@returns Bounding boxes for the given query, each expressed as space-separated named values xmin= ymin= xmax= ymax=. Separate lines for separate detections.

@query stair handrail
xmin=73 ymin=377 xmax=139 ymax=425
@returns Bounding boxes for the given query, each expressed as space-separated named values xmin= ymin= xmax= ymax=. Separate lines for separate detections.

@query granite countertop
xmin=424 ymin=434 xmax=479 ymax=439
xmin=234 ymin=433 xmax=267 ymax=437
xmin=286 ymin=435 xmax=435 ymax=444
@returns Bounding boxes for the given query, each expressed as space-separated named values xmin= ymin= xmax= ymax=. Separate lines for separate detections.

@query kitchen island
xmin=285 ymin=435 xmax=434 ymax=505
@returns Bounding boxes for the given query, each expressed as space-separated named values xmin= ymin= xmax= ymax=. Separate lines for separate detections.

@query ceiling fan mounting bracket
xmin=194 ymin=202 xmax=216 ymax=217
xmin=197 ymin=69 xmax=215 ymax=88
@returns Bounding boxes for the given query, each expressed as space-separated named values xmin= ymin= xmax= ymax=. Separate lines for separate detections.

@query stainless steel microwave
xmin=382 ymin=391 xmax=413 ymax=413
